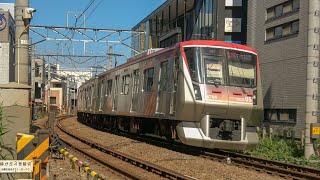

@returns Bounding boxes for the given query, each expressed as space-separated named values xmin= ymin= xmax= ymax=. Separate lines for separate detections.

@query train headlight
xmin=193 ymin=84 xmax=202 ymax=100
xmin=253 ymin=90 xmax=257 ymax=105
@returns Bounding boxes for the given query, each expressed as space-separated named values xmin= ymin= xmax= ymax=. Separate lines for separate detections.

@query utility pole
xmin=305 ymin=0 xmax=320 ymax=158
xmin=15 ymin=0 xmax=34 ymax=85
xmin=47 ymin=64 xmax=51 ymax=113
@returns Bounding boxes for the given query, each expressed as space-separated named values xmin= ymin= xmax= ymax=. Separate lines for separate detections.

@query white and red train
xmin=77 ymin=40 xmax=263 ymax=150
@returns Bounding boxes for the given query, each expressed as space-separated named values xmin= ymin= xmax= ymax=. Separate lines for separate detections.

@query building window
xmin=274 ymin=26 xmax=283 ymax=38
xmin=122 ymin=74 xmax=131 ymax=95
xmin=266 ymin=8 xmax=275 ymax=20
xmin=143 ymin=68 xmax=154 ymax=92
xmin=50 ymin=97 xmax=56 ymax=105
xmin=54 ymin=83 xmax=62 ymax=88
xmin=275 ymin=5 xmax=283 ymax=17
xmin=292 ymin=0 xmax=300 ymax=11
xmin=283 ymin=1 xmax=293 ymax=14
xmin=264 ymin=109 xmax=297 ymax=122
xmin=35 ymin=62 xmax=40 ymax=77
xmin=291 ymin=21 xmax=299 ymax=33
xmin=266 ymin=0 xmax=300 ymax=21
xmin=265 ymin=20 xmax=299 ymax=41
xmin=35 ymin=82 xmax=41 ymax=99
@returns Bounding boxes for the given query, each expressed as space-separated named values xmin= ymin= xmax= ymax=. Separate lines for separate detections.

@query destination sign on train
xmin=227 ymin=52 xmax=252 ymax=61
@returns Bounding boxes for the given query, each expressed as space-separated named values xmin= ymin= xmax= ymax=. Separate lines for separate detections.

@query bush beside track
xmin=247 ymin=137 xmax=320 ymax=169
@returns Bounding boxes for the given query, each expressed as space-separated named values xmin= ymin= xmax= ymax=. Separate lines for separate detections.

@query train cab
xmin=176 ymin=41 xmax=263 ymax=150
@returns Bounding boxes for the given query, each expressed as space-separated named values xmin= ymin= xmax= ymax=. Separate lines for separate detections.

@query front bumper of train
xmin=176 ymin=121 xmax=259 ymax=151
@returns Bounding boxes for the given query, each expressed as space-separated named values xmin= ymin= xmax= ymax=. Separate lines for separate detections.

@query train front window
xmin=184 ymin=47 xmax=203 ymax=83
xmin=184 ymin=46 xmax=256 ymax=87
xmin=201 ymin=47 xmax=226 ymax=86
xmin=226 ymin=50 xmax=256 ymax=88
xmin=204 ymin=57 xmax=225 ymax=85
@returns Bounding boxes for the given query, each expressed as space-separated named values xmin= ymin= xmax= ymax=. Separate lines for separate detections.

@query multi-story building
xmin=31 ymin=57 xmax=45 ymax=119
xmin=131 ymin=0 xmax=248 ymax=55
xmin=0 ymin=4 xmax=15 ymax=83
xmin=44 ymin=64 xmax=65 ymax=113
xmin=57 ymin=68 xmax=92 ymax=113
xmin=247 ymin=0 xmax=318 ymax=138
xmin=44 ymin=64 xmax=92 ymax=114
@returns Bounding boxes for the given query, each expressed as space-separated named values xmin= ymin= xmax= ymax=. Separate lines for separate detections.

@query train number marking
xmin=207 ymin=95 xmax=218 ymax=100
xmin=245 ymin=97 xmax=252 ymax=103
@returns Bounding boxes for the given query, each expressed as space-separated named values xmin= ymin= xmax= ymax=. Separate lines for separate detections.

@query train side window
xmin=133 ymin=70 xmax=140 ymax=93
xmin=159 ymin=61 xmax=169 ymax=91
xmin=143 ymin=68 xmax=154 ymax=92
xmin=106 ymin=80 xmax=113 ymax=96
xmin=122 ymin=74 xmax=131 ymax=95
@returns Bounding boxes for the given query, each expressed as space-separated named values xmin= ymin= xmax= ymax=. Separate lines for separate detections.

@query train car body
xmin=77 ymin=40 xmax=263 ymax=151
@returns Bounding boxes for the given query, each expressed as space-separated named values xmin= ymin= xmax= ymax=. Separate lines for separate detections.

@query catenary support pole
xmin=305 ymin=0 xmax=320 ymax=158
xmin=15 ymin=0 xmax=30 ymax=85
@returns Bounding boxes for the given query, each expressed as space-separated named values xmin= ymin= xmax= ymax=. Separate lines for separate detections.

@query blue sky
xmin=1 ymin=0 xmax=166 ymax=69
xmin=3 ymin=0 xmax=164 ymax=28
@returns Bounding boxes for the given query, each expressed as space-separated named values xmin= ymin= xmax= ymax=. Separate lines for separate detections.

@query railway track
xmin=139 ymin=135 xmax=320 ymax=179
xmin=74 ymin=116 xmax=320 ymax=180
xmin=55 ymin=116 xmax=196 ymax=180
xmin=201 ymin=151 xmax=320 ymax=180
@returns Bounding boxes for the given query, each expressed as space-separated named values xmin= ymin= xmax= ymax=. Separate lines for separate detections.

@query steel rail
xmin=57 ymin=116 xmax=196 ymax=180
xmin=76 ymin=116 xmax=320 ymax=179
xmin=58 ymin=132 xmax=145 ymax=180
xmin=202 ymin=151 xmax=320 ymax=180
xmin=51 ymin=116 xmax=146 ymax=180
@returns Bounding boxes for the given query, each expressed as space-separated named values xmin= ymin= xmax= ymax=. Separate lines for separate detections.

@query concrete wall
xmin=0 ymin=43 xmax=10 ymax=83
xmin=247 ymin=0 xmax=308 ymax=138
xmin=0 ymin=42 xmax=15 ymax=83
xmin=0 ymin=83 xmax=31 ymax=160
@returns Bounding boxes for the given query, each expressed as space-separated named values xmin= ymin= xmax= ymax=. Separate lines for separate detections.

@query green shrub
xmin=0 ymin=102 xmax=14 ymax=160
xmin=247 ymin=137 xmax=320 ymax=169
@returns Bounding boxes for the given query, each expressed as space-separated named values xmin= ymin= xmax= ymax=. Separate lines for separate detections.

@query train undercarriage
xmin=77 ymin=112 xmax=179 ymax=141
xmin=77 ymin=112 xmax=258 ymax=150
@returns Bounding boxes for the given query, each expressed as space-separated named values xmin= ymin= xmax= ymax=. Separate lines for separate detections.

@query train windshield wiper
xmin=213 ymin=81 xmax=219 ymax=87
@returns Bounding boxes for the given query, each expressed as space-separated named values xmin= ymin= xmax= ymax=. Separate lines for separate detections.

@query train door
xmin=85 ymin=88 xmax=89 ymax=111
xmin=96 ymin=79 xmax=101 ymax=113
xmin=143 ymin=67 xmax=155 ymax=116
xmin=90 ymin=85 xmax=94 ymax=111
xmin=113 ymin=75 xmax=119 ymax=111
xmin=156 ymin=61 xmax=169 ymax=116
xmin=98 ymin=80 xmax=104 ymax=112
xmin=131 ymin=69 xmax=140 ymax=112
xmin=169 ymin=57 xmax=178 ymax=115
xmin=93 ymin=80 xmax=99 ymax=113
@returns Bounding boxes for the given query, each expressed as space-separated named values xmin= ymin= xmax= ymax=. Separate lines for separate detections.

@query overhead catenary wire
xmin=30 ymin=0 xmax=144 ymax=75
xmin=57 ymin=0 xmax=97 ymax=55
